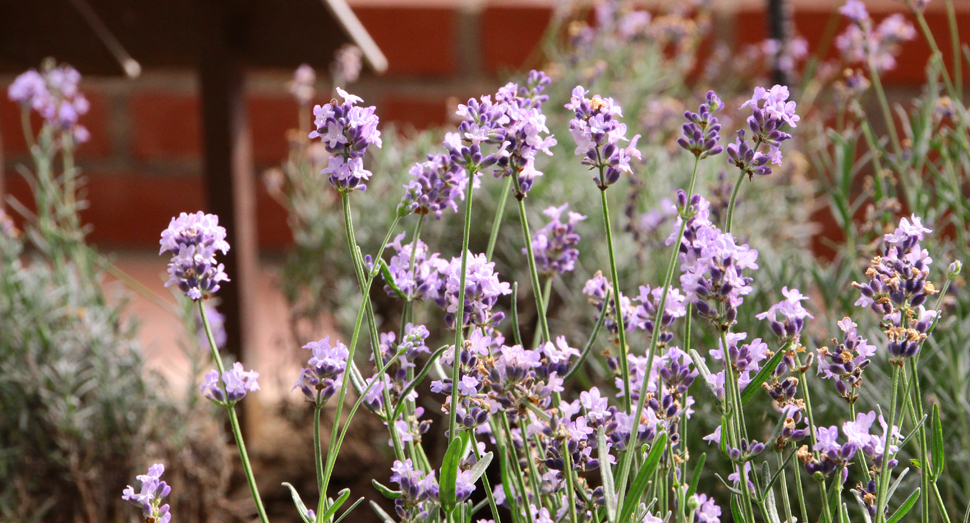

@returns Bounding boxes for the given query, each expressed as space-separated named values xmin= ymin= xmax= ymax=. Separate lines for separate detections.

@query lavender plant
xmin=139 ymin=35 xmax=962 ymax=523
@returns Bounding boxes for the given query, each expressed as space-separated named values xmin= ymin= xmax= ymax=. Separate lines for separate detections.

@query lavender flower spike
xmin=159 ymin=211 xmax=230 ymax=301
xmin=8 ymin=61 xmax=91 ymax=142
xmin=756 ymin=286 xmax=813 ymax=339
xmin=123 ymin=463 xmax=172 ymax=523
xmin=200 ymin=362 xmax=260 ymax=404
xmin=528 ymin=203 xmax=587 ymax=277
xmin=309 ymin=88 xmax=382 ymax=192
xmin=565 ymin=86 xmax=642 ymax=189
xmin=678 ymin=90 xmax=724 ymax=159
xmin=293 ymin=336 xmax=350 ymax=405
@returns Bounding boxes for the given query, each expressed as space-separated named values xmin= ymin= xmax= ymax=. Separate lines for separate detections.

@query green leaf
xmin=597 ymin=426 xmax=617 ymax=523
xmin=371 ymin=480 xmax=403 ymax=500
xmin=440 ymin=432 xmax=467 ymax=513
xmin=762 ymin=450 xmax=796 ymax=496
xmin=887 ymin=468 xmax=910 ymax=503
xmin=377 ymin=258 xmax=407 ymax=299
xmin=390 ymin=344 xmax=449 ymax=421
xmin=852 ymin=490 xmax=874 ymax=523
xmin=281 ymin=482 xmax=312 ymax=523
xmin=321 ymin=489 xmax=351 ymax=523
xmin=468 ymin=451 xmax=493 ymax=484
xmin=618 ymin=432 xmax=668 ymax=523
xmin=931 ymin=403 xmax=945 ymax=477
xmin=686 ymin=453 xmax=707 ymax=501
xmin=887 ymin=488 xmax=921 ymax=523
xmin=741 ymin=347 xmax=786 ymax=405
xmin=369 ymin=500 xmax=396 ymax=523
xmin=333 ymin=497 xmax=365 ymax=523
xmin=731 ymin=495 xmax=744 ymax=523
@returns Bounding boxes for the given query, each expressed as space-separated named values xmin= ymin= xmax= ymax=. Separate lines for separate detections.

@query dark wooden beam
xmin=197 ymin=0 xmax=258 ymax=434
xmin=768 ymin=0 xmax=791 ymax=86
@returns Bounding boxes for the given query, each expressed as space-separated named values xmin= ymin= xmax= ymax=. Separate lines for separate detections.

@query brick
xmin=130 ymin=92 xmax=200 ymax=160
xmin=0 ymin=88 xmax=111 ymax=158
xmin=379 ymin=95 xmax=449 ymax=130
xmin=735 ymin=7 xmax=970 ymax=86
xmin=248 ymin=95 xmax=300 ymax=165
xmin=482 ymin=6 xmax=553 ymax=75
xmin=354 ymin=7 xmax=456 ymax=77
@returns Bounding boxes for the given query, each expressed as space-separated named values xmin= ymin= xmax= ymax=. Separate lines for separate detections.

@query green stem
xmin=517 ymin=197 xmax=552 ymax=345
xmin=200 ymin=303 xmax=269 ymax=523
xmin=228 ymin=405 xmax=270 ymax=523
xmin=561 ymin=439 xmax=580 ymax=523
xmin=599 ymin=187 xmax=631 ymax=412
xmin=450 ymin=167 xmax=478 ymax=442
xmin=486 ymin=176 xmax=513 ymax=261
xmin=472 ymin=434 xmax=502 ymax=523
xmin=314 ymin=405 xmax=327 ymax=520
xmin=792 ymin=448 xmax=810 ymax=523
xmin=617 ymin=156 xmax=701 ymax=501
xmin=777 ymin=450 xmax=794 ymax=523
xmin=725 ymin=170 xmax=747 ymax=235
xmin=875 ymin=365 xmax=902 ymax=523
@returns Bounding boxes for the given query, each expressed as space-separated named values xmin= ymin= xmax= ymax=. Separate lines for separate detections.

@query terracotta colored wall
xmin=2 ymin=2 xmax=966 ymax=250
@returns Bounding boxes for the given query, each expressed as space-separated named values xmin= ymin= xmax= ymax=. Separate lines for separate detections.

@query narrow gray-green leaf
xmin=281 ymin=482 xmax=312 ymax=523
xmin=468 ymin=451 xmax=493 ymax=484
xmin=321 ymin=489 xmax=351 ymax=523
xmin=440 ymin=432 xmax=466 ymax=513
xmin=742 ymin=348 xmax=786 ymax=405
xmin=887 ymin=468 xmax=910 ymax=503
xmin=597 ymin=426 xmax=617 ymax=523
xmin=887 ymin=488 xmax=920 ymax=523
xmin=853 ymin=490 xmax=874 ymax=523
xmin=931 ymin=403 xmax=944 ymax=477
xmin=369 ymin=500 xmax=396 ymax=523
xmin=619 ymin=432 xmax=668 ymax=523
xmin=371 ymin=480 xmax=403 ymax=500
xmin=333 ymin=497 xmax=365 ymax=523
xmin=686 ymin=453 xmax=707 ymax=501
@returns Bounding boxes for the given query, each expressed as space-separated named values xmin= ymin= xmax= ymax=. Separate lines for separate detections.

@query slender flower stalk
xmin=874 ymin=365 xmax=901 ymax=523
xmin=449 ymin=166 xmax=478 ymax=441
xmin=516 ymin=196 xmax=551 ymax=345
xmin=200 ymin=303 xmax=270 ymax=523
xmin=486 ymin=176 xmax=514 ymax=261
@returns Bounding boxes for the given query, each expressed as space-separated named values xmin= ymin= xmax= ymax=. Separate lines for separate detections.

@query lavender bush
xmin=124 ymin=2 xmax=967 ymax=522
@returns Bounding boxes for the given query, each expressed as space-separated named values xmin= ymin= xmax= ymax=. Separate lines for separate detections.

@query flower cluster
xmin=565 ymin=86 xmax=642 ymax=189
xmin=583 ymin=271 xmax=637 ymax=340
xmin=678 ymin=90 xmax=724 ymax=159
xmin=400 ymin=154 xmax=471 ymax=219
xmin=756 ymin=286 xmax=813 ymax=340
xmin=380 ymin=234 xmax=448 ymax=301
xmin=332 ymin=44 xmax=363 ymax=85
xmin=293 ymin=336 xmax=349 ymax=405
xmin=801 ymin=411 xmax=901 ymax=476
xmin=817 ymin=318 xmax=877 ymax=402
xmin=673 ymin=194 xmax=759 ymax=325
xmin=443 ymin=252 xmax=512 ymax=329
xmin=836 ymin=1 xmax=915 ymax=73
xmin=200 ymin=362 xmax=260 ymax=404
xmin=389 ymin=459 xmax=440 ymax=522
xmin=632 ymin=284 xmax=688 ymax=343
xmin=492 ymin=77 xmax=557 ymax=195
xmin=122 ymin=464 xmax=172 ymax=523
xmin=309 ymin=88 xmax=382 ymax=192
xmin=529 ymin=203 xmax=586 ymax=277
xmin=159 ymin=211 xmax=230 ymax=301
xmin=728 ymin=85 xmax=797 ymax=176
xmin=445 ymin=95 xmax=508 ymax=172
xmin=710 ymin=333 xmax=770 ymax=395
xmin=8 ymin=61 xmax=90 ymax=142
xmin=853 ymin=215 xmax=938 ymax=361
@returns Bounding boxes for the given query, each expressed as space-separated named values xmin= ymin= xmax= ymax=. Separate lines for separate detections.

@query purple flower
xmin=381 ymin=233 xmax=449 ymax=302
xmin=390 ymin=459 xmax=440 ymax=520
xmin=445 ymin=95 xmax=509 ymax=172
xmin=492 ymin=75 xmax=558 ymax=194
xmin=332 ymin=45 xmax=363 ymax=84
xmin=678 ymin=217 xmax=759 ymax=324
xmin=8 ymin=63 xmax=90 ymax=142
xmin=442 ymin=252 xmax=512 ymax=329
xmin=123 ymin=463 xmax=172 ymax=523
xmin=159 ymin=212 xmax=231 ymax=301
xmin=528 ymin=203 xmax=586 ymax=277
xmin=658 ymin=347 xmax=697 ymax=395
xmin=731 ymin=85 xmax=797 ymax=172
xmin=201 ymin=362 xmax=259 ymax=404
xmin=309 ymin=88 xmax=382 ymax=192
xmin=632 ymin=284 xmax=688 ymax=342
xmin=401 ymin=154 xmax=471 ymax=219
xmin=694 ymin=493 xmax=721 ymax=523
xmin=756 ymin=286 xmax=813 ymax=339
xmin=565 ymin=86 xmax=642 ymax=189
xmin=583 ymin=271 xmax=638 ymax=339
xmin=289 ymin=64 xmax=315 ymax=105
xmin=678 ymin=90 xmax=724 ymax=159
xmin=294 ymin=336 xmax=349 ymax=405
xmin=838 ymin=0 xmax=869 ymax=23
xmin=817 ymin=318 xmax=876 ymax=400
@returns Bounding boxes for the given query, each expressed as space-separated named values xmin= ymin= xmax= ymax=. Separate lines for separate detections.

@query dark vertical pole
xmin=768 ymin=0 xmax=790 ymax=86
xmin=198 ymin=0 xmax=256 ymax=435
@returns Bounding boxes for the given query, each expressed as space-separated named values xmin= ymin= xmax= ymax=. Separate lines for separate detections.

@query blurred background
xmin=2 ymin=0 xmax=969 ymax=522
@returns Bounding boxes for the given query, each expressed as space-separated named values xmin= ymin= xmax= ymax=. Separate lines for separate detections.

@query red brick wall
xmin=2 ymin=2 xmax=966 ymax=251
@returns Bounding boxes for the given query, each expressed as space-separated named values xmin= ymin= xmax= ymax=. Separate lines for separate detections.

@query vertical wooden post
xmin=197 ymin=0 xmax=257 ymax=435
xmin=767 ymin=0 xmax=791 ymax=87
